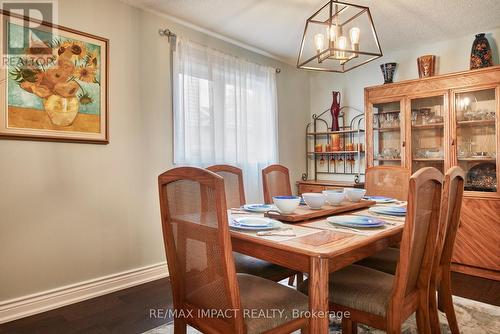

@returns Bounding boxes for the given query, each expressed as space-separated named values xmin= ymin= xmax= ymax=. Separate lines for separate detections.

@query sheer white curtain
xmin=173 ymin=37 xmax=278 ymax=202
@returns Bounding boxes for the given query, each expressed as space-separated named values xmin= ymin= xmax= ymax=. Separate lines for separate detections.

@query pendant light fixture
xmin=297 ymin=0 xmax=382 ymax=72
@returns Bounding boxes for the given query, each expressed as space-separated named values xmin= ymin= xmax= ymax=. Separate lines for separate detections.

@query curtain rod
xmin=158 ymin=28 xmax=281 ymax=73
xmin=159 ymin=28 xmax=176 ymax=39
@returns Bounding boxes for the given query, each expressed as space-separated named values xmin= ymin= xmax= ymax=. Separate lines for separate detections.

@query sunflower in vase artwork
xmin=10 ymin=38 xmax=100 ymax=127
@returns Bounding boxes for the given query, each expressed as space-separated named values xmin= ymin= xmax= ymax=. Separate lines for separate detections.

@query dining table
xmin=229 ymin=201 xmax=406 ymax=333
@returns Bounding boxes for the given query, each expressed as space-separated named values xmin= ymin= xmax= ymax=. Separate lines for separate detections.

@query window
xmin=173 ymin=38 xmax=278 ymax=202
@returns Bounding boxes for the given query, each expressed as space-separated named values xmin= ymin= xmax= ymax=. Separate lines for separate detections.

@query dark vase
xmin=380 ymin=63 xmax=397 ymax=84
xmin=330 ymin=91 xmax=341 ymax=131
xmin=470 ymin=33 xmax=493 ymax=70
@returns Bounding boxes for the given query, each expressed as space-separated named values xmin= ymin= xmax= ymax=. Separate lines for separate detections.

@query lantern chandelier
xmin=297 ymin=0 xmax=382 ymax=72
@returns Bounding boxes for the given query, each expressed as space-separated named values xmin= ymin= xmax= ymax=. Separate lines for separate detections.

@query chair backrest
xmin=436 ymin=166 xmax=465 ymax=270
xmin=390 ymin=167 xmax=444 ymax=304
xmin=262 ymin=164 xmax=292 ymax=204
xmin=158 ymin=167 xmax=244 ymax=332
xmin=365 ymin=166 xmax=411 ymax=201
xmin=207 ymin=165 xmax=246 ymax=209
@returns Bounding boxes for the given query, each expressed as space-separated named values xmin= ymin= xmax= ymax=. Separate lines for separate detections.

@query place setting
xmin=364 ymin=195 xmax=407 ymax=206
xmin=228 ymin=215 xmax=320 ymax=241
xmin=350 ymin=203 xmax=407 ymax=223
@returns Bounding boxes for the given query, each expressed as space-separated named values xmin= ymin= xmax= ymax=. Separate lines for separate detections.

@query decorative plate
xmin=327 ymin=215 xmax=385 ymax=228
xmin=242 ymin=204 xmax=274 ymax=213
xmin=369 ymin=206 xmax=407 ymax=216
xmin=229 ymin=217 xmax=282 ymax=231
xmin=363 ymin=196 xmax=397 ymax=203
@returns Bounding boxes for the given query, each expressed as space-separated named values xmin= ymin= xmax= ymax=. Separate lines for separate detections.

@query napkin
xmin=257 ymin=228 xmax=296 ymax=237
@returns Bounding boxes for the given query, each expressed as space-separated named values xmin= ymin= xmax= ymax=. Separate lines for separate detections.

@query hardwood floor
xmin=0 ymin=278 xmax=173 ymax=334
xmin=1 ymin=273 xmax=498 ymax=334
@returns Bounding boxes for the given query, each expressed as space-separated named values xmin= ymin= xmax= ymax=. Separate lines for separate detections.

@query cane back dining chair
xmin=365 ymin=166 xmax=411 ymax=201
xmin=299 ymin=167 xmax=444 ymax=334
xmin=262 ymin=164 xmax=293 ymax=204
xmin=158 ymin=166 xmax=309 ymax=334
xmin=261 ymin=164 xmax=304 ymax=285
xmin=207 ymin=164 xmax=300 ymax=283
xmin=358 ymin=166 xmax=465 ymax=334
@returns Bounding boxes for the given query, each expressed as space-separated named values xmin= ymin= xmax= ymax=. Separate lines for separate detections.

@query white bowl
xmin=272 ymin=196 xmax=301 ymax=214
xmin=344 ymin=188 xmax=367 ymax=202
xmin=302 ymin=192 xmax=326 ymax=210
xmin=322 ymin=190 xmax=345 ymax=206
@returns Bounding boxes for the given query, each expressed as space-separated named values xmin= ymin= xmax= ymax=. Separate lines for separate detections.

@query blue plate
xmin=363 ymin=196 xmax=397 ymax=203
xmin=243 ymin=204 xmax=274 ymax=213
xmin=369 ymin=206 xmax=406 ymax=216
xmin=229 ymin=217 xmax=282 ymax=230
xmin=327 ymin=215 xmax=385 ymax=228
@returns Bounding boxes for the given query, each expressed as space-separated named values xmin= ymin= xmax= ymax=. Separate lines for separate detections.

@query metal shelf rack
xmin=303 ymin=106 xmax=365 ymax=183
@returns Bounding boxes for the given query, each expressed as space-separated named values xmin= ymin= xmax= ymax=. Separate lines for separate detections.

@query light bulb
xmin=337 ymin=36 xmax=347 ymax=59
xmin=314 ymin=33 xmax=325 ymax=51
xmin=338 ymin=36 xmax=347 ymax=49
xmin=349 ymin=27 xmax=360 ymax=44
xmin=327 ymin=25 xmax=336 ymax=41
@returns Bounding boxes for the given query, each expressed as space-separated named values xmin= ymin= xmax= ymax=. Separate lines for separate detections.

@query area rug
xmin=143 ymin=296 xmax=499 ymax=333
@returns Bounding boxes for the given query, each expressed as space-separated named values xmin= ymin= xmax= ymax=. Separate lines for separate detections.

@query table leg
xmin=309 ymin=257 xmax=329 ymax=333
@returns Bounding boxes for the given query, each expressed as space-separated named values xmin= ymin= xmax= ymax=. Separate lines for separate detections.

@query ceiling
xmin=125 ymin=0 xmax=500 ymax=65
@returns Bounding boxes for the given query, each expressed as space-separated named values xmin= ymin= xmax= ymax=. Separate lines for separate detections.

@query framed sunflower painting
xmin=0 ymin=10 xmax=108 ymax=143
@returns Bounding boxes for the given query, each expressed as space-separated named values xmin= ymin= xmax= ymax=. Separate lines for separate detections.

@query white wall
xmin=308 ymin=28 xmax=500 ymax=181
xmin=0 ymin=0 xmax=309 ymax=302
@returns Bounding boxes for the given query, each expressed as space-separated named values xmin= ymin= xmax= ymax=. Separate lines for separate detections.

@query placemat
xmin=230 ymin=223 xmax=323 ymax=242
xmin=303 ymin=217 xmax=404 ymax=236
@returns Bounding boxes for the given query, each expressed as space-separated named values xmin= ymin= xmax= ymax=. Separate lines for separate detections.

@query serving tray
xmin=264 ymin=200 xmax=376 ymax=223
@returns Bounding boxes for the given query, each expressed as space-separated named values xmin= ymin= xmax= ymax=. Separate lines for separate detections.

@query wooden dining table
xmin=229 ymin=205 xmax=405 ymax=333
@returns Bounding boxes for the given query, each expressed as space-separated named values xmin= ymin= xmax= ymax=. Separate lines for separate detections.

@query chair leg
xmin=288 ymin=275 xmax=295 ymax=286
xmin=416 ymin=302 xmax=431 ymax=334
xmin=174 ymin=318 xmax=187 ymax=334
xmin=297 ymin=273 xmax=304 ymax=285
xmin=386 ymin=309 xmax=402 ymax=334
xmin=429 ymin=289 xmax=441 ymax=334
xmin=342 ymin=317 xmax=358 ymax=334
xmin=439 ymin=273 xmax=460 ymax=334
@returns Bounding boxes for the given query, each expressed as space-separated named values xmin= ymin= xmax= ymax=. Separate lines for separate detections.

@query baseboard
xmin=0 ymin=262 xmax=169 ymax=324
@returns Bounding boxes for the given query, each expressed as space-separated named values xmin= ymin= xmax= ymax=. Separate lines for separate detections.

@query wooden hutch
xmin=365 ymin=66 xmax=500 ymax=281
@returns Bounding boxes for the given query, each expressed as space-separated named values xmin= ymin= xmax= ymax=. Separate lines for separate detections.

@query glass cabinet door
xmin=372 ymin=101 xmax=402 ymax=166
xmin=410 ymin=95 xmax=445 ymax=173
xmin=455 ymin=88 xmax=497 ymax=193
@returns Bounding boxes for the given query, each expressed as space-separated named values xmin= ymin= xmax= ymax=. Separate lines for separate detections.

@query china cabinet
xmin=365 ymin=66 xmax=500 ymax=281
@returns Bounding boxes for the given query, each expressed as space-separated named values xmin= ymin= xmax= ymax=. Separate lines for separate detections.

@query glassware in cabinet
xmin=410 ymin=95 xmax=445 ymax=173
xmin=455 ymin=88 xmax=497 ymax=193
xmin=372 ymin=101 xmax=402 ymax=166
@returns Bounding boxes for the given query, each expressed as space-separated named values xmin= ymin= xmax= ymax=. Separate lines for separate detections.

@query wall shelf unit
xmin=303 ymin=107 xmax=365 ymax=183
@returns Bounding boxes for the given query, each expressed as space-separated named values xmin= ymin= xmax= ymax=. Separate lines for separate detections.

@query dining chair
xmin=365 ymin=166 xmax=411 ymax=201
xmin=358 ymin=166 xmax=465 ymax=334
xmin=299 ymin=167 xmax=444 ymax=334
xmin=158 ymin=166 xmax=309 ymax=334
xmin=262 ymin=164 xmax=293 ymax=204
xmin=207 ymin=164 xmax=300 ymax=283
xmin=261 ymin=164 xmax=304 ymax=286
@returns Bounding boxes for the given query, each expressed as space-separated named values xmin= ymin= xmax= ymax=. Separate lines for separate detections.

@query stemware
xmin=411 ymin=110 xmax=418 ymax=125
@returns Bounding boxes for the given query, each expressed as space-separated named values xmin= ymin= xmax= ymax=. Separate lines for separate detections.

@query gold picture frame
xmin=0 ymin=10 xmax=109 ymax=143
